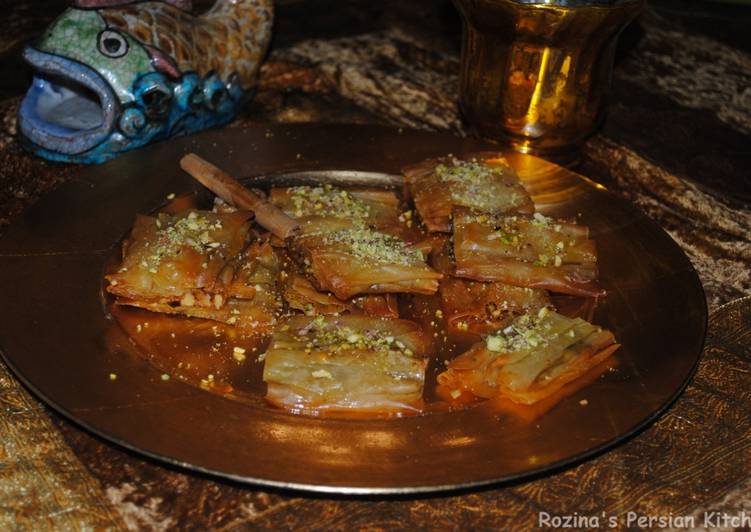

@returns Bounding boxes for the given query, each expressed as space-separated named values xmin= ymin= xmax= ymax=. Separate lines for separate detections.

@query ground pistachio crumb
xmin=324 ymin=228 xmax=423 ymax=266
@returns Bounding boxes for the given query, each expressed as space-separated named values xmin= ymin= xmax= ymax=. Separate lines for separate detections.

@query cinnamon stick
xmin=180 ymin=153 xmax=300 ymax=239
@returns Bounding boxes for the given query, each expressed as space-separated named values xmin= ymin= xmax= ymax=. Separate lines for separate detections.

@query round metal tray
xmin=0 ymin=124 xmax=706 ymax=494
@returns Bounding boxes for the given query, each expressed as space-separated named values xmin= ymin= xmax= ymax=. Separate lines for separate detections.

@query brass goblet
xmin=454 ymin=0 xmax=643 ymax=163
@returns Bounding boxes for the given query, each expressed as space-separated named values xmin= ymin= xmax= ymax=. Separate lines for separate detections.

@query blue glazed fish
xmin=18 ymin=0 xmax=273 ymax=164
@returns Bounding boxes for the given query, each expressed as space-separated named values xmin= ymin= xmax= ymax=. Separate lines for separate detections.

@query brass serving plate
xmin=0 ymin=124 xmax=706 ymax=494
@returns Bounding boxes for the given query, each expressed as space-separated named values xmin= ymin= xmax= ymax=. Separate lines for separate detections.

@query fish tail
xmin=197 ymin=0 xmax=274 ymax=88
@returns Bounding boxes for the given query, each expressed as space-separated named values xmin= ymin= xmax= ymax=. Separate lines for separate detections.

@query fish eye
xmin=97 ymin=30 xmax=129 ymax=58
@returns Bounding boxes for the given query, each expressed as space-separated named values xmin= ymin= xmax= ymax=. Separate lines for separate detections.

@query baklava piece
xmin=107 ymin=211 xmax=282 ymax=330
xmin=219 ymin=241 xmax=283 ymax=329
xmin=402 ymin=152 xmax=533 ymax=233
xmin=282 ymin=272 xmax=351 ymax=316
xmin=263 ymin=315 xmax=429 ymax=414
xmin=431 ymin=240 xmax=550 ymax=333
xmin=440 ymin=280 xmax=551 ymax=334
xmin=291 ymin=218 xmax=442 ymax=300
xmin=453 ymin=207 xmax=604 ymax=297
xmin=438 ymin=309 xmax=619 ymax=405
xmin=106 ymin=210 xmax=251 ymax=303
xmin=270 ymin=184 xmax=402 ymax=230
xmin=281 ymin=272 xmax=399 ymax=318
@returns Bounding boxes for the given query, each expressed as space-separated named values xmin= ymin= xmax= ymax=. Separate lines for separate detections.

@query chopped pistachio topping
xmin=435 ymin=158 xmax=507 ymax=186
xmin=484 ymin=311 xmax=556 ymax=352
xmin=487 ymin=228 xmax=520 ymax=246
xmin=486 ymin=336 xmax=505 ymax=352
xmin=293 ymin=316 xmax=416 ymax=358
xmin=466 ymin=212 xmax=572 ymax=268
xmin=323 ymin=228 xmax=423 ymax=266
xmin=531 ymin=212 xmax=553 ymax=227
xmin=233 ymin=346 xmax=247 ymax=362
xmin=434 ymin=158 xmax=519 ymax=210
xmin=467 ymin=213 xmax=520 ymax=233
xmin=142 ymin=212 xmax=225 ymax=271
xmin=470 ymin=214 xmax=525 ymax=248
xmin=288 ymin=184 xmax=370 ymax=220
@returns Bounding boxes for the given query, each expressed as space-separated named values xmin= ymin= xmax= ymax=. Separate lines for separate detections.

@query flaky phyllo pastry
xmin=402 ymin=152 xmax=533 ymax=233
xmin=438 ymin=309 xmax=619 ymax=404
xmin=430 ymin=239 xmax=550 ymax=333
xmin=270 ymin=185 xmax=401 ymax=229
xmin=270 ymin=184 xmax=421 ymax=245
xmin=291 ymin=217 xmax=442 ymax=300
xmin=439 ymin=278 xmax=551 ymax=334
xmin=452 ymin=207 xmax=604 ymax=297
xmin=106 ymin=210 xmax=281 ymax=330
xmin=282 ymin=272 xmax=399 ymax=318
xmin=262 ymin=315 xmax=429 ymax=414
xmin=271 ymin=183 xmax=439 ymax=300
xmin=281 ymin=272 xmax=351 ymax=316
xmin=108 ymin=150 xmax=619 ymax=415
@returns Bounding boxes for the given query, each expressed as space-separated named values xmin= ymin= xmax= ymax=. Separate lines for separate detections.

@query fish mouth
xmin=19 ymin=47 xmax=119 ymax=155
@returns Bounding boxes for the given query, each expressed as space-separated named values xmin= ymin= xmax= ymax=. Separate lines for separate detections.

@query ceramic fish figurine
xmin=18 ymin=0 xmax=273 ymax=164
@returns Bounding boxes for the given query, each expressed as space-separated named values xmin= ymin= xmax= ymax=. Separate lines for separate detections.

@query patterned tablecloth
xmin=1 ymin=1 xmax=750 ymax=529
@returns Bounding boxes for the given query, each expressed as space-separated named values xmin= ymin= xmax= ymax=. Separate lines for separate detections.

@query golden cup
xmin=453 ymin=0 xmax=643 ymax=163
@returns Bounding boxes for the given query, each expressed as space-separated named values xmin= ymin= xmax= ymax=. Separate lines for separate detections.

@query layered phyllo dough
xmin=402 ymin=152 xmax=533 ymax=232
xmin=270 ymin=185 xmax=402 ymax=229
xmin=452 ymin=207 xmax=604 ymax=297
xmin=438 ymin=309 xmax=618 ymax=404
xmin=263 ymin=315 xmax=429 ymax=414
xmin=282 ymin=272 xmax=399 ymax=318
xmin=109 ymin=150 xmax=619 ymax=416
xmin=106 ymin=210 xmax=281 ymax=330
xmin=430 ymin=240 xmax=550 ymax=333
xmin=291 ymin=218 xmax=442 ymax=300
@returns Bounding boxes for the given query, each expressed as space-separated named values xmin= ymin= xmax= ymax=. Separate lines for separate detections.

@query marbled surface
xmin=1 ymin=1 xmax=750 ymax=530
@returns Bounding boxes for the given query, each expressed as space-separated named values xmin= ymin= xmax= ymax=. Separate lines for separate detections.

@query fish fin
xmin=144 ymin=44 xmax=182 ymax=80
xmin=74 ymin=0 xmax=192 ymax=10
